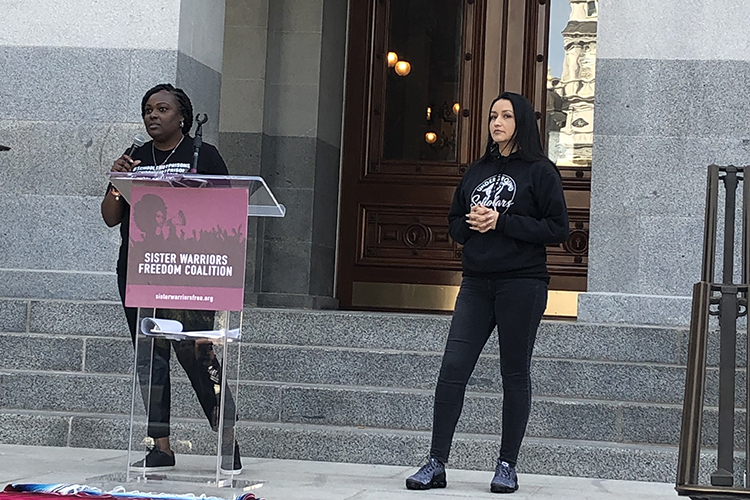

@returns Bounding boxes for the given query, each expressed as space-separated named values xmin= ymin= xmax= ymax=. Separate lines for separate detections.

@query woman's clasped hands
xmin=466 ymin=205 xmax=499 ymax=233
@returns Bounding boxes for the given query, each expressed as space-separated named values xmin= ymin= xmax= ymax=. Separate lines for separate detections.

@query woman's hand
xmin=102 ymin=154 xmax=140 ymax=227
xmin=111 ymin=154 xmax=141 ymax=172
xmin=467 ymin=205 xmax=499 ymax=233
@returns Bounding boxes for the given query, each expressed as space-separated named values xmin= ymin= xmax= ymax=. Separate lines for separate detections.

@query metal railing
xmin=677 ymin=165 xmax=750 ymax=498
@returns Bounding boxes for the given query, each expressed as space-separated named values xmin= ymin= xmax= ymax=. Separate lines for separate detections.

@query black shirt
xmin=448 ymin=151 xmax=569 ymax=281
xmin=113 ymin=136 xmax=229 ymax=276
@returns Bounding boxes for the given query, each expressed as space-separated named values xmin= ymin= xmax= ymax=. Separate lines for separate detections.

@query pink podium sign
xmin=125 ymin=185 xmax=249 ymax=311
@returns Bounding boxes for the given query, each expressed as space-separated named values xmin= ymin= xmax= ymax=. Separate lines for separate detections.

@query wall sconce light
xmin=387 ymin=52 xmax=398 ymax=68
xmin=394 ymin=60 xmax=411 ymax=76
xmin=453 ymin=102 xmax=461 ymax=115
xmin=425 ymin=132 xmax=438 ymax=144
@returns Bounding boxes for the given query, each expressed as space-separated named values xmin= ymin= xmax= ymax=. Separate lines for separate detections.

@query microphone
xmin=191 ymin=114 xmax=208 ymax=173
xmin=125 ymin=133 xmax=147 ymax=157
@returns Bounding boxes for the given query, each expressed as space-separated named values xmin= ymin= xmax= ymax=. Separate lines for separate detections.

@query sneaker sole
xmin=129 ymin=465 xmax=176 ymax=471
xmin=490 ymin=483 xmax=519 ymax=493
xmin=405 ymin=479 xmax=447 ymax=490
xmin=220 ymin=467 xmax=243 ymax=475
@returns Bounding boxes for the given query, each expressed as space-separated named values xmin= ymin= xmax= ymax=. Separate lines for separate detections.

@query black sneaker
xmin=220 ymin=442 xmax=243 ymax=475
xmin=405 ymin=457 xmax=446 ymax=490
xmin=131 ymin=448 xmax=175 ymax=469
xmin=490 ymin=460 xmax=518 ymax=493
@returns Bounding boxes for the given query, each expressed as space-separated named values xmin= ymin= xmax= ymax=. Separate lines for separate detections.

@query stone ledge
xmin=578 ymin=292 xmax=692 ymax=327
xmin=0 ymin=270 xmax=119 ymax=302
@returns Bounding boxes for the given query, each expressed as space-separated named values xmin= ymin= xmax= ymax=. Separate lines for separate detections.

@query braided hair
xmin=141 ymin=83 xmax=194 ymax=134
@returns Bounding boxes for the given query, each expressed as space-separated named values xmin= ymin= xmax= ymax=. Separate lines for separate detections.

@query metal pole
xmin=742 ymin=165 xmax=750 ymax=486
xmin=677 ymin=281 xmax=712 ymax=486
xmin=712 ymin=167 xmax=739 ymax=486
xmin=743 ymin=166 xmax=750 ymax=288
xmin=723 ymin=167 xmax=738 ymax=285
xmin=215 ymin=310 xmax=229 ymax=483
xmin=702 ymin=165 xmax=720 ymax=283
xmin=677 ymin=165 xmax=750 ymax=495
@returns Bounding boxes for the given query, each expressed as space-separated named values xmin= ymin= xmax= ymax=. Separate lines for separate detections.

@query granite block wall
xmin=0 ymin=2 xmax=225 ymax=301
xmin=579 ymin=0 xmax=750 ymax=326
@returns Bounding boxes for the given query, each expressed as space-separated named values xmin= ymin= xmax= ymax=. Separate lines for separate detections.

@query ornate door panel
xmin=337 ymin=0 xmax=486 ymax=311
xmin=337 ymin=0 xmax=593 ymax=313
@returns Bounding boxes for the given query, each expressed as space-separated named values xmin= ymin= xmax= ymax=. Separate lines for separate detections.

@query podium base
xmin=87 ymin=471 xmax=265 ymax=500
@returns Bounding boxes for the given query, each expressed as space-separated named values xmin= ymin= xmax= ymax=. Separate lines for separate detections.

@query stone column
xmin=578 ymin=0 xmax=750 ymax=326
xmin=0 ymin=0 xmax=225 ymax=300
xmin=219 ymin=0 xmax=347 ymax=309
xmin=217 ymin=0 xmax=269 ymax=301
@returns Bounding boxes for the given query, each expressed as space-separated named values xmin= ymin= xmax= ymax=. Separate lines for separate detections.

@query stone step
xmin=241 ymin=308 xmax=697 ymax=366
xmin=2 ymin=298 xmax=692 ymax=362
xmin=0 ymin=329 xmax=741 ymax=406
xmin=0 ymin=331 xmax=706 ymax=405
xmin=1 ymin=298 xmax=744 ymax=485
xmin=3 ymin=298 xmax=744 ymax=369
xmin=0 ymin=370 xmax=743 ymax=448
xmin=234 ymin=343 xmax=705 ymax=404
xmin=0 ymin=299 xmax=127 ymax=337
xmin=0 ymin=408 xmax=728 ymax=484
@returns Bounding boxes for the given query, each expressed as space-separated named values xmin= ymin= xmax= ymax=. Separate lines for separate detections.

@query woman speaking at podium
xmin=100 ymin=83 xmax=242 ymax=474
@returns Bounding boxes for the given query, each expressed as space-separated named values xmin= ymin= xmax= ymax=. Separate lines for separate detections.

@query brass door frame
xmin=482 ymin=0 xmax=550 ymax=128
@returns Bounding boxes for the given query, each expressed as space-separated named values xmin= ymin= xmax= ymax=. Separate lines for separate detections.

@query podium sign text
xmin=125 ymin=185 xmax=249 ymax=311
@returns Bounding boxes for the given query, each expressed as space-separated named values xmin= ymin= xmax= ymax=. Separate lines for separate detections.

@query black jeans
xmin=430 ymin=276 xmax=547 ymax=466
xmin=118 ymin=274 xmax=237 ymax=441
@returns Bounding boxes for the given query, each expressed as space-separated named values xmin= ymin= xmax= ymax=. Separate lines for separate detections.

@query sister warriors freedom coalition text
xmin=137 ymin=252 xmax=233 ymax=277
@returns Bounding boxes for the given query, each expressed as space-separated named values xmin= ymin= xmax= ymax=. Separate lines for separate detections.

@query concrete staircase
xmin=0 ymin=298 xmax=738 ymax=483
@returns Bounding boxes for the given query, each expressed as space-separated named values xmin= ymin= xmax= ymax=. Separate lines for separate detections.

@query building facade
xmin=2 ymin=0 xmax=750 ymax=327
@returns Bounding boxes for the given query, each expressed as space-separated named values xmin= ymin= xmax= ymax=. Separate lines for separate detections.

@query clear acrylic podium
xmin=99 ymin=172 xmax=284 ymax=497
xmin=109 ymin=172 xmax=287 ymax=218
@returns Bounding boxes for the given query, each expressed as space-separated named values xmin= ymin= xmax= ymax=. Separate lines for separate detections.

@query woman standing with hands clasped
xmin=406 ymin=92 xmax=569 ymax=494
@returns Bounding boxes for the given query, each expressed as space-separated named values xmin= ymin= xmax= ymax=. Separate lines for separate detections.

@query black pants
xmin=430 ymin=276 xmax=547 ymax=466
xmin=118 ymin=274 xmax=237 ymax=440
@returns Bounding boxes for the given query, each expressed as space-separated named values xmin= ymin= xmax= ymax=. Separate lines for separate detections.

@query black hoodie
xmin=448 ymin=151 xmax=569 ymax=282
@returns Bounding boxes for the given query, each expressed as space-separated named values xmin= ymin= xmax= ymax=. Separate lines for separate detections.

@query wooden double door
xmin=337 ymin=0 xmax=591 ymax=313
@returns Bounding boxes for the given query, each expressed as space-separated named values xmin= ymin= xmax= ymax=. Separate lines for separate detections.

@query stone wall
xmin=0 ymin=0 xmax=226 ymax=301
xmin=219 ymin=0 xmax=347 ymax=308
xmin=579 ymin=0 xmax=750 ymax=326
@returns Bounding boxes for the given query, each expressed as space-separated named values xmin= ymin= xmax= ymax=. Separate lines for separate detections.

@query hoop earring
xmin=180 ymin=121 xmax=184 ymax=128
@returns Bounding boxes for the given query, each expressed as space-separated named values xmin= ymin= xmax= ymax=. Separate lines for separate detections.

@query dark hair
xmin=481 ymin=91 xmax=551 ymax=164
xmin=132 ymin=194 xmax=167 ymax=235
xmin=141 ymin=83 xmax=193 ymax=135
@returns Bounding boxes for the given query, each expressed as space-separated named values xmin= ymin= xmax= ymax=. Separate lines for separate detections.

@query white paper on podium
xmin=140 ymin=317 xmax=241 ymax=341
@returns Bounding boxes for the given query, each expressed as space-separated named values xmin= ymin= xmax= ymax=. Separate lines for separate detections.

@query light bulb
xmin=426 ymin=107 xmax=432 ymax=120
xmin=425 ymin=132 xmax=437 ymax=144
xmin=453 ymin=102 xmax=460 ymax=115
xmin=387 ymin=52 xmax=398 ymax=68
xmin=394 ymin=60 xmax=411 ymax=76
